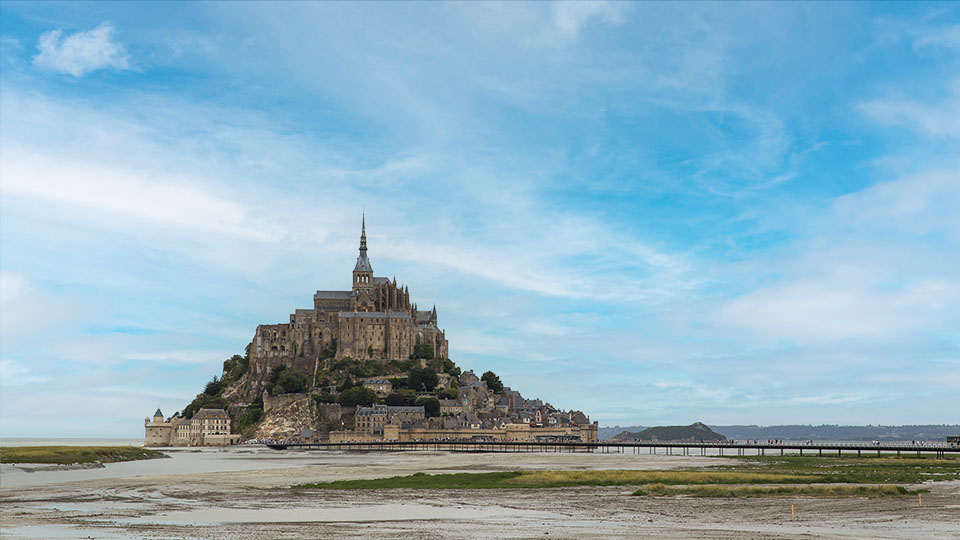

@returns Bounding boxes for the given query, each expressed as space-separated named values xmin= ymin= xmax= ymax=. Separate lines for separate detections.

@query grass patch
xmin=633 ymin=484 xmax=915 ymax=498
xmin=0 ymin=446 xmax=166 ymax=465
xmin=295 ymin=470 xmax=819 ymax=490
xmin=501 ymin=470 xmax=818 ymax=487
xmin=294 ymin=456 xmax=959 ymax=492
xmin=296 ymin=471 xmax=525 ymax=490
xmin=714 ymin=455 xmax=960 ymax=484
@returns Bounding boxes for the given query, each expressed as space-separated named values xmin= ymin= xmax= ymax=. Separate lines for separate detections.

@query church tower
xmin=352 ymin=215 xmax=374 ymax=310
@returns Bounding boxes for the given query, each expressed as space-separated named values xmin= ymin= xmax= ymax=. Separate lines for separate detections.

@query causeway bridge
xmin=265 ymin=440 xmax=960 ymax=458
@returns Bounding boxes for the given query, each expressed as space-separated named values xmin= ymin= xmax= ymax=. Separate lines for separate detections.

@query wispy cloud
xmin=551 ymin=1 xmax=626 ymax=40
xmin=33 ymin=22 xmax=131 ymax=77
xmin=858 ymin=79 xmax=960 ymax=139
xmin=1 ymin=147 xmax=273 ymax=240
xmin=1 ymin=2 xmax=959 ymax=432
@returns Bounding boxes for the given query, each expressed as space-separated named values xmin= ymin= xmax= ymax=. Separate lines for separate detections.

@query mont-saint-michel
xmin=4 ymin=2 xmax=960 ymax=540
xmin=145 ymin=219 xmax=597 ymax=447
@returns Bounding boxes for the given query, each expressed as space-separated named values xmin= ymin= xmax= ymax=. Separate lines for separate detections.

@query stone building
xmin=241 ymin=217 xmax=449 ymax=400
xmin=362 ymin=378 xmax=393 ymax=397
xmin=355 ymin=404 xmax=426 ymax=436
xmin=144 ymin=408 xmax=238 ymax=447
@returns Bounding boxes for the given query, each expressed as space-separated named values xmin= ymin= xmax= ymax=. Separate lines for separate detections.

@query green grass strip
xmin=713 ymin=455 xmax=960 ymax=484
xmin=633 ymin=483 xmax=917 ymax=498
xmin=295 ymin=470 xmax=822 ymax=490
xmin=0 ymin=446 xmax=166 ymax=465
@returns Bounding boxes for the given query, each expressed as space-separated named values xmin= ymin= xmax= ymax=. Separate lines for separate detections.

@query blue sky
xmin=1 ymin=2 xmax=958 ymax=437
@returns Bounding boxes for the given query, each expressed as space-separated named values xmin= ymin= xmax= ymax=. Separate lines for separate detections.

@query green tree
xmin=384 ymin=393 xmax=406 ymax=406
xmin=481 ymin=371 xmax=503 ymax=393
xmin=399 ymin=389 xmax=418 ymax=405
xmin=182 ymin=393 xmax=228 ymax=419
xmin=236 ymin=395 xmax=264 ymax=435
xmin=412 ymin=341 xmax=434 ymax=359
xmin=266 ymin=365 xmax=310 ymax=395
xmin=363 ymin=360 xmax=384 ymax=377
xmin=415 ymin=397 xmax=441 ymax=417
xmin=203 ymin=376 xmax=222 ymax=396
xmin=349 ymin=365 xmax=367 ymax=378
xmin=439 ymin=387 xmax=459 ymax=400
xmin=338 ymin=386 xmax=377 ymax=407
xmin=312 ymin=392 xmax=338 ymax=405
xmin=338 ymin=375 xmax=355 ymax=392
xmin=221 ymin=354 xmax=249 ymax=387
xmin=407 ymin=366 xmax=439 ymax=391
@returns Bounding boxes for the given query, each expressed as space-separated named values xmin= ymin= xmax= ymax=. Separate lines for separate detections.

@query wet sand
xmin=2 ymin=447 xmax=958 ymax=539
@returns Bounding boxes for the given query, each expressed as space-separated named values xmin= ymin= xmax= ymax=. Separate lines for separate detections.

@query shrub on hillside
xmin=338 ymin=386 xmax=378 ymax=407
xmin=266 ymin=365 xmax=310 ymax=395
xmin=415 ymin=397 xmax=441 ymax=417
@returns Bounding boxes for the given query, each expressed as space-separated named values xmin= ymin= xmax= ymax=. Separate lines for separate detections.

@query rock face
xmin=254 ymin=395 xmax=324 ymax=440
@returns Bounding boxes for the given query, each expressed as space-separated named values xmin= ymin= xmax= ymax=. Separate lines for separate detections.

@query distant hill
xmin=713 ymin=425 xmax=960 ymax=442
xmin=611 ymin=422 xmax=726 ymax=442
xmin=600 ymin=424 xmax=960 ymax=442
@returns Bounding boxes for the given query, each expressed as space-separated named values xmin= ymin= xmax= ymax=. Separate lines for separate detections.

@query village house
xmin=362 ymin=378 xmax=393 ymax=397
xmin=439 ymin=399 xmax=463 ymax=415
xmin=355 ymin=404 xmax=425 ymax=436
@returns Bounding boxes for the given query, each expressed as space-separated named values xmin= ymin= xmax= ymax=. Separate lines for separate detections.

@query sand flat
xmin=2 ymin=448 xmax=958 ymax=539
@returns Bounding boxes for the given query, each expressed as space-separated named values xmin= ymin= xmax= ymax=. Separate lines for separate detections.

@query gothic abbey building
xmin=242 ymin=219 xmax=449 ymax=399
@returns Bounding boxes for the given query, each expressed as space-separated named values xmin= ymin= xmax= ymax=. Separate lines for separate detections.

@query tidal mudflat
xmin=2 ymin=447 xmax=958 ymax=539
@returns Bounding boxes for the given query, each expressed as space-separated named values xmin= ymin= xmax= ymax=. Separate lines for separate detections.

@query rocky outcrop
xmin=254 ymin=394 xmax=324 ymax=440
xmin=611 ymin=422 xmax=726 ymax=442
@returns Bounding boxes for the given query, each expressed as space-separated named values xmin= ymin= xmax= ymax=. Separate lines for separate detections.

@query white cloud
xmin=715 ymin=277 xmax=957 ymax=344
xmin=712 ymin=167 xmax=960 ymax=345
xmin=0 ymin=147 xmax=274 ymax=240
xmin=858 ymin=79 xmax=960 ymax=139
xmin=33 ymin=22 xmax=131 ymax=77
xmin=832 ymin=169 xmax=960 ymax=239
xmin=551 ymin=1 xmax=625 ymax=40
xmin=124 ymin=350 xmax=230 ymax=364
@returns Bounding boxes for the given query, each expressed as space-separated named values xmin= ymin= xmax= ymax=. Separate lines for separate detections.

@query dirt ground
xmin=2 ymin=449 xmax=958 ymax=539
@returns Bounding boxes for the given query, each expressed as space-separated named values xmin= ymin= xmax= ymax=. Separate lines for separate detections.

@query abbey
xmin=245 ymin=218 xmax=448 ymax=398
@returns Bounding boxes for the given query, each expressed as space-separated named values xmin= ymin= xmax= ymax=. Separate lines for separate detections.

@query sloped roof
xmin=340 ymin=311 xmax=412 ymax=319
xmin=154 ymin=408 xmax=163 ymax=418
xmin=354 ymin=253 xmax=373 ymax=272
xmin=194 ymin=408 xmax=228 ymax=419
xmin=314 ymin=291 xmax=353 ymax=300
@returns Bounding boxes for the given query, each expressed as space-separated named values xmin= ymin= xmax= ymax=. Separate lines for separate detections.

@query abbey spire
xmin=353 ymin=215 xmax=373 ymax=293
xmin=353 ymin=214 xmax=373 ymax=274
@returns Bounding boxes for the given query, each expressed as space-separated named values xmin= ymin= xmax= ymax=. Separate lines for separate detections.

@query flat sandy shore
xmin=2 ymin=448 xmax=958 ymax=539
